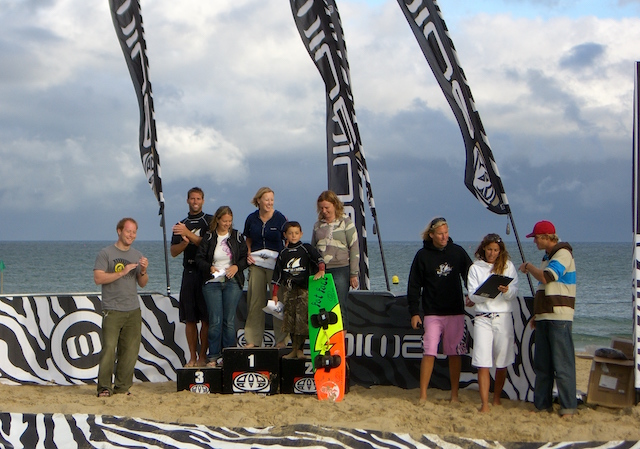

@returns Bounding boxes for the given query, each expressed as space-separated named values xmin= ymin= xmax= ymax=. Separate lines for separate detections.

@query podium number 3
xmin=248 ymin=354 xmax=255 ymax=367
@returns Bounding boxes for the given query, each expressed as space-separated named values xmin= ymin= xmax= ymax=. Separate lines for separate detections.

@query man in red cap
xmin=519 ymin=220 xmax=577 ymax=417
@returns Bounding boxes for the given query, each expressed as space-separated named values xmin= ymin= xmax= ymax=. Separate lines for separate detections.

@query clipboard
xmin=473 ymin=274 xmax=513 ymax=299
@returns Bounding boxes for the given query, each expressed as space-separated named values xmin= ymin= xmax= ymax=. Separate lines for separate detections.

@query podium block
xmin=280 ymin=357 xmax=316 ymax=394
xmin=222 ymin=347 xmax=280 ymax=394
xmin=177 ymin=367 xmax=222 ymax=394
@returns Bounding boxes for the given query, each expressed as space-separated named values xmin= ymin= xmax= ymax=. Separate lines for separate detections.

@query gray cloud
xmin=559 ymin=42 xmax=607 ymax=70
xmin=0 ymin=0 xmax=636 ymax=245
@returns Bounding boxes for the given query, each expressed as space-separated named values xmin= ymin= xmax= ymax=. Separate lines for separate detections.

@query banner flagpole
xmin=508 ymin=211 xmax=535 ymax=296
xmin=632 ymin=61 xmax=640 ymax=389
xmin=159 ymin=205 xmax=171 ymax=296
xmin=109 ymin=0 xmax=170 ymax=295
xmin=0 ymin=260 xmax=4 ymax=294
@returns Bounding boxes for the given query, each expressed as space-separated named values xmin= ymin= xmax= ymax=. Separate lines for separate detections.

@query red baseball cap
xmin=526 ymin=220 xmax=556 ymax=238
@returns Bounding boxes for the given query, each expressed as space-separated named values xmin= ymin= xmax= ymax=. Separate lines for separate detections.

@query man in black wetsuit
xmin=171 ymin=187 xmax=212 ymax=367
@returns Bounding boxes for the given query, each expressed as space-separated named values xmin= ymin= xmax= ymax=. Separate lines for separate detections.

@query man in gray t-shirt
xmin=93 ymin=217 xmax=148 ymax=397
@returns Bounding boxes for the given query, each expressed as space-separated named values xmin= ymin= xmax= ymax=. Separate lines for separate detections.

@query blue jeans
xmin=533 ymin=320 xmax=577 ymax=414
xmin=202 ymin=280 xmax=242 ymax=360
xmin=327 ymin=266 xmax=350 ymax=330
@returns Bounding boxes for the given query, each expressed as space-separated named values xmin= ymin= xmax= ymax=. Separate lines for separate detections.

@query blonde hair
xmin=209 ymin=206 xmax=233 ymax=232
xmin=251 ymin=187 xmax=274 ymax=208
xmin=316 ymin=190 xmax=344 ymax=221
xmin=421 ymin=217 xmax=447 ymax=241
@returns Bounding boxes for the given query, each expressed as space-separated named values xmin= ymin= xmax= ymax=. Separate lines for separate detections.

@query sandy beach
xmin=0 ymin=356 xmax=638 ymax=443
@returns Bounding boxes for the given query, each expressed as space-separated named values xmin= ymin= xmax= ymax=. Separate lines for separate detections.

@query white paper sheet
xmin=262 ymin=299 xmax=284 ymax=321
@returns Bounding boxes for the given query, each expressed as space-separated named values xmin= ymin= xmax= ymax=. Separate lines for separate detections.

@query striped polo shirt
xmin=533 ymin=242 xmax=576 ymax=322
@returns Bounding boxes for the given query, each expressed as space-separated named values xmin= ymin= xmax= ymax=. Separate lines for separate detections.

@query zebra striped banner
xmin=290 ymin=0 xmax=372 ymax=289
xmin=0 ymin=293 xmax=183 ymax=385
xmin=0 ymin=291 xmax=535 ymax=400
xmin=0 ymin=413 xmax=633 ymax=448
xmin=108 ymin=0 xmax=164 ymax=211
xmin=396 ymin=0 xmax=510 ymax=215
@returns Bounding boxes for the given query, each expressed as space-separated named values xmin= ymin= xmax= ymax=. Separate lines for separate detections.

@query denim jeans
xmin=533 ymin=320 xmax=577 ymax=414
xmin=203 ymin=280 xmax=242 ymax=360
xmin=327 ymin=266 xmax=350 ymax=330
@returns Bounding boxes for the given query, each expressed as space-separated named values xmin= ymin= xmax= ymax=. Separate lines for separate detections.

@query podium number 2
xmin=248 ymin=354 xmax=255 ymax=367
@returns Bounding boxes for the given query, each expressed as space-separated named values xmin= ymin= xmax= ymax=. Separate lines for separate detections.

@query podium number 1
xmin=248 ymin=354 xmax=255 ymax=367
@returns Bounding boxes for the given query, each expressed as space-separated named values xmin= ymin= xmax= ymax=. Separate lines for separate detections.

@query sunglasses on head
xmin=429 ymin=217 xmax=447 ymax=230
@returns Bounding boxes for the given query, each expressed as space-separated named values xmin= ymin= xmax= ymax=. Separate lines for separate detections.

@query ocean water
xmin=0 ymin=240 xmax=632 ymax=351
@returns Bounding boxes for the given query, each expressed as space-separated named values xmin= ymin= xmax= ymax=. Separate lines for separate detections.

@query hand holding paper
xmin=250 ymin=249 xmax=278 ymax=270
xmin=262 ymin=299 xmax=284 ymax=320
xmin=210 ymin=268 xmax=226 ymax=281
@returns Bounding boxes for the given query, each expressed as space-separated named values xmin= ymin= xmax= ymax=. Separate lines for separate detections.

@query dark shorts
xmin=179 ymin=269 xmax=208 ymax=323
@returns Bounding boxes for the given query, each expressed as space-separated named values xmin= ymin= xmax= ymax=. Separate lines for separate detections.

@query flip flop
xmin=206 ymin=360 xmax=217 ymax=368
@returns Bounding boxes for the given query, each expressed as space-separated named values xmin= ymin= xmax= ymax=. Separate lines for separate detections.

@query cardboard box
xmin=586 ymin=356 xmax=636 ymax=408
xmin=176 ymin=367 xmax=222 ymax=394
xmin=280 ymin=357 xmax=316 ymax=394
xmin=610 ymin=337 xmax=634 ymax=360
xmin=222 ymin=347 xmax=280 ymax=394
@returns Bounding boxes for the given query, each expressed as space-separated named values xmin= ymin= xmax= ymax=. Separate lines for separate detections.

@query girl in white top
xmin=466 ymin=233 xmax=518 ymax=413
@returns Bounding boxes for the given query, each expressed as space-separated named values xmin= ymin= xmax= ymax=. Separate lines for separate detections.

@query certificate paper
xmin=262 ymin=299 xmax=284 ymax=320
xmin=210 ymin=269 xmax=226 ymax=281
xmin=251 ymin=249 xmax=279 ymax=270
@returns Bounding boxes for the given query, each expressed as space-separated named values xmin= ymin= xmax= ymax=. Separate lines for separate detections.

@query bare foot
xmin=196 ymin=358 xmax=207 ymax=367
xmin=479 ymin=404 xmax=490 ymax=413
xmin=275 ymin=341 xmax=287 ymax=349
xmin=283 ymin=350 xmax=297 ymax=359
xmin=493 ymin=398 xmax=502 ymax=406
xmin=449 ymin=396 xmax=460 ymax=404
xmin=561 ymin=413 xmax=574 ymax=420
xmin=184 ymin=359 xmax=196 ymax=368
xmin=244 ymin=343 xmax=256 ymax=349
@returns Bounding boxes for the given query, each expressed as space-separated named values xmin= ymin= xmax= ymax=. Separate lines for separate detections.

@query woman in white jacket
xmin=466 ymin=233 xmax=518 ymax=412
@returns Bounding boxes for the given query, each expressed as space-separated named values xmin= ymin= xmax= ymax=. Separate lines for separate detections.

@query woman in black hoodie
xmin=407 ymin=217 xmax=472 ymax=403
xmin=196 ymin=206 xmax=248 ymax=367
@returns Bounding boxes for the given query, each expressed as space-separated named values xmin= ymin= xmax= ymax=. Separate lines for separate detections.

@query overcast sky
xmin=1 ymin=0 xmax=639 ymax=245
